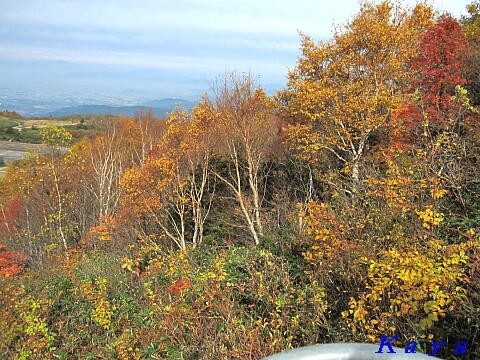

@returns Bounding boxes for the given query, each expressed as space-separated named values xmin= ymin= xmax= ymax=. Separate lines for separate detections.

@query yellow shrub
xmin=342 ymin=239 xmax=469 ymax=340
xmin=81 ymin=278 xmax=116 ymax=330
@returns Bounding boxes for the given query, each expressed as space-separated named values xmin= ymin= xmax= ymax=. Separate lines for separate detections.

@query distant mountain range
xmin=48 ymin=98 xmax=195 ymax=117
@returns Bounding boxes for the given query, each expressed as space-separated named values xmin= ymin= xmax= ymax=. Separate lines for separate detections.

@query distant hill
xmin=141 ymin=98 xmax=195 ymax=109
xmin=0 ymin=110 xmax=23 ymax=120
xmin=49 ymin=98 xmax=195 ymax=117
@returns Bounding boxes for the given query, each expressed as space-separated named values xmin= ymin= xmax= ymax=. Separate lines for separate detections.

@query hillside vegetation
xmin=1 ymin=2 xmax=480 ymax=359
xmin=0 ymin=115 xmax=98 ymax=144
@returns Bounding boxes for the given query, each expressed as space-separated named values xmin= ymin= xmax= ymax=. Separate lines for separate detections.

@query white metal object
xmin=262 ymin=343 xmax=442 ymax=360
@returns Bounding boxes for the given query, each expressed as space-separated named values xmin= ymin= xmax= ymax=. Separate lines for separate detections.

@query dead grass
xmin=22 ymin=119 xmax=77 ymax=128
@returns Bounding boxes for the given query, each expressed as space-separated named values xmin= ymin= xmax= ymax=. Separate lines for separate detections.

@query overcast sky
xmin=0 ymin=0 xmax=472 ymax=100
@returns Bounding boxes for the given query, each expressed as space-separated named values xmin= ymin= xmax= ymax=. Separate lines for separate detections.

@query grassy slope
xmin=0 ymin=117 xmax=18 ymax=129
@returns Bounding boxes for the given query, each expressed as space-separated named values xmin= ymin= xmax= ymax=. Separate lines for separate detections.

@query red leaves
xmin=168 ymin=278 xmax=192 ymax=296
xmin=413 ymin=15 xmax=468 ymax=128
xmin=146 ymin=145 xmax=160 ymax=159
xmin=389 ymin=15 xmax=470 ymax=149
xmin=389 ymin=103 xmax=422 ymax=150
xmin=0 ymin=243 xmax=27 ymax=278
xmin=416 ymin=15 xmax=467 ymax=93
xmin=0 ymin=196 xmax=22 ymax=234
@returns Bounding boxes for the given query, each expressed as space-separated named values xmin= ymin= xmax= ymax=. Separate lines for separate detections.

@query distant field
xmin=0 ymin=117 xmax=91 ymax=144
xmin=0 ymin=141 xmax=46 ymax=152
xmin=22 ymin=118 xmax=77 ymax=128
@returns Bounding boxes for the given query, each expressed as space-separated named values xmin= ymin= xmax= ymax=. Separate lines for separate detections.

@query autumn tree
xmin=0 ymin=136 xmax=77 ymax=264
xmin=392 ymin=15 xmax=475 ymax=208
xmin=122 ymin=103 xmax=215 ymax=250
xmin=184 ymin=100 xmax=216 ymax=246
xmin=211 ymin=72 xmax=278 ymax=245
xmin=0 ymin=195 xmax=21 ymax=237
xmin=67 ymin=117 xmax=144 ymax=235
xmin=0 ymin=156 xmax=43 ymax=263
xmin=133 ymin=108 xmax=167 ymax=163
xmin=411 ymin=15 xmax=469 ymax=133
xmin=40 ymin=126 xmax=73 ymax=255
xmin=463 ymin=1 xmax=480 ymax=106
xmin=279 ymin=1 xmax=433 ymax=196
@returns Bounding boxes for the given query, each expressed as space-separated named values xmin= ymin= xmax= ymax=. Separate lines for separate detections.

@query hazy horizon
xmin=0 ymin=0 xmax=472 ymax=105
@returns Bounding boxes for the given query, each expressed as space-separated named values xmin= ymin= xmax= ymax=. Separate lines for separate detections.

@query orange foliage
xmin=167 ymin=277 xmax=192 ymax=296
xmin=88 ymin=216 xmax=117 ymax=242
xmin=0 ymin=196 xmax=22 ymax=234
xmin=0 ymin=243 xmax=27 ymax=278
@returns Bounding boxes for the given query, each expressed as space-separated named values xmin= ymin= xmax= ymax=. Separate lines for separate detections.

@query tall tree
xmin=68 ymin=118 xmax=142 ymax=231
xmin=279 ymin=1 xmax=433 ymax=196
xmin=463 ymin=1 xmax=480 ymax=106
xmin=122 ymin=103 xmax=215 ymax=249
xmin=133 ymin=108 xmax=165 ymax=164
xmin=211 ymin=73 xmax=278 ymax=245
xmin=40 ymin=126 xmax=73 ymax=255
xmin=413 ymin=15 xmax=469 ymax=133
xmin=393 ymin=15 xmax=475 ymax=209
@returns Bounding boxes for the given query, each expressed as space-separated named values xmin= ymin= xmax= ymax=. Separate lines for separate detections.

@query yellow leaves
xmin=430 ymin=187 xmax=448 ymax=199
xmin=112 ymin=330 xmax=142 ymax=360
xmin=303 ymin=203 xmax=339 ymax=245
xmin=120 ymin=100 xmax=214 ymax=232
xmin=43 ymin=242 xmax=58 ymax=254
xmin=343 ymin=240 xmax=470 ymax=338
xmin=121 ymin=164 xmax=165 ymax=215
xmin=163 ymin=249 xmax=191 ymax=278
xmin=366 ymin=155 xmax=450 ymax=227
xmin=198 ymin=252 xmax=227 ymax=282
xmin=13 ymin=294 xmax=57 ymax=355
xmin=284 ymin=123 xmax=325 ymax=163
xmin=40 ymin=125 xmax=72 ymax=148
xmin=346 ymin=298 xmax=367 ymax=323
xmin=281 ymin=1 xmax=435 ymax=183
xmin=453 ymin=85 xmax=478 ymax=113
xmin=81 ymin=278 xmax=116 ymax=330
xmin=416 ymin=206 xmax=444 ymax=229
xmin=121 ymin=257 xmax=135 ymax=272
xmin=464 ymin=2 xmax=480 ymax=40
